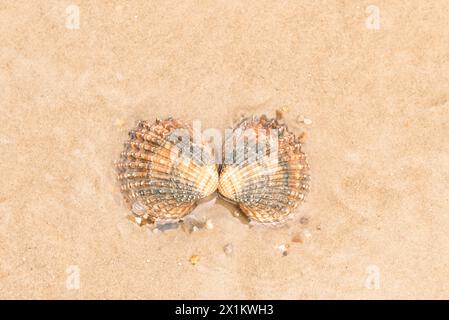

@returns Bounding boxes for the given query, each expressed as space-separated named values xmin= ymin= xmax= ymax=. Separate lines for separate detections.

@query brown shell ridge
xmin=117 ymin=160 xmax=216 ymax=190
xmin=118 ymin=141 xmax=217 ymax=193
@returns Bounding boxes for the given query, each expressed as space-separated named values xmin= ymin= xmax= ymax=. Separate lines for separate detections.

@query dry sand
xmin=1 ymin=1 xmax=449 ymax=299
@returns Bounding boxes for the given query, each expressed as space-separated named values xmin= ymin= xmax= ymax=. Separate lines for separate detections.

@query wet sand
xmin=1 ymin=1 xmax=449 ymax=299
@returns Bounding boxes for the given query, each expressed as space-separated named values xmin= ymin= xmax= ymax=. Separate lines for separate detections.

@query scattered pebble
xmin=190 ymin=255 xmax=200 ymax=265
xmin=145 ymin=259 xmax=150 ymax=263
xmin=223 ymin=244 xmax=233 ymax=256
xmin=304 ymin=229 xmax=312 ymax=238
xmin=298 ymin=131 xmax=308 ymax=143
xmin=277 ymin=244 xmax=289 ymax=256
xmin=299 ymin=216 xmax=309 ymax=225
xmin=296 ymin=115 xmax=312 ymax=125
xmin=278 ymin=244 xmax=287 ymax=251
xmin=281 ymin=106 xmax=290 ymax=113
xmin=232 ymin=210 xmax=240 ymax=217
xmin=205 ymin=219 xmax=214 ymax=230
xmin=192 ymin=226 xmax=199 ymax=232
xmin=291 ymin=234 xmax=303 ymax=243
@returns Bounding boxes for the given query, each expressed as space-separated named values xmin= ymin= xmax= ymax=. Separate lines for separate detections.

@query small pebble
xmin=232 ymin=210 xmax=240 ymax=217
xmin=205 ymin=219 xmax=214 ymax=230
xmin=296 ymin=115 xmax=312 ymax=125
xmin=299 ymin=216 xmax=309 ymax=225
xmin=223 ymin=244 xmax=233 ymax=256
xmin=145 ymin=259 xmax=150 ymax=263
xmin=277 ymin=244 xmax=289 ymax=255
xmin=281 ymin=106 xmax=290 ymax=113
xmin=190 ymin=255 xmax=200 ymax=265
xmin=292 ymin=234 xmax=303 ymax=243
xmin=304 ymin=229 xmax=312 ymax=238
xmin=298 ymin=131 xmax=308 ymax=143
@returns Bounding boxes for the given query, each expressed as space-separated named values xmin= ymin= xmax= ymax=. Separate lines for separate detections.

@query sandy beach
xmin=1 ymin=0 xmax=449 ymax=299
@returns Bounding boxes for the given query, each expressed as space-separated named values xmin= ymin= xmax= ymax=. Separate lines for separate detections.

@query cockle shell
xmin=218 ymin=115 xmax=310 ymax=224
xmin=116 ymin=118 xmax=219 ymax=224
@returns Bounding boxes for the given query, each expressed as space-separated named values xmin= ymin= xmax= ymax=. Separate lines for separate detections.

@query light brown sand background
xmin=1 ymin=0 xmax=449 ymax=299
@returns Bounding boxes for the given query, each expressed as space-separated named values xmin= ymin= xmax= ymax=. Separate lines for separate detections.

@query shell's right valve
xmin=218 ymin=115 xmax=310 ymax=224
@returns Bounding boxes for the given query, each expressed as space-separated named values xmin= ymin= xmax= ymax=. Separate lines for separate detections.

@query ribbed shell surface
xmin=116 ymin=118 xmax=219 ymax=223
xmin=218 ymin=116 xmax=309 ymax=224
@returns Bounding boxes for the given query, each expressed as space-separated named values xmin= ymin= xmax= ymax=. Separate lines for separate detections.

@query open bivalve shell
xmin=116 ymin=118 xmax=219 ymax=224
xmin=218 ymin=115 xmax=310 ymax=224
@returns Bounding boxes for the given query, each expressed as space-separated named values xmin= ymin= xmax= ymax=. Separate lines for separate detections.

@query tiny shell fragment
xmin=205 ymin=219 xmax=214 ymax=230
xmin=291 ymin=234 xmax=303 ymax=243
xmin=277 ymin=244 xmax=289 ymax=256
xmin=304 ymin=229 xmax=312 ymax=238
xmin=190 ymin=255 xmax=200 ymax=265
xmin=303 ymin=118 xmax=312 ymax=125
xmin=223 ymin=243 xmax=233 ymax=255
xmin=299 ymin=216 xmax=309 ymax=225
